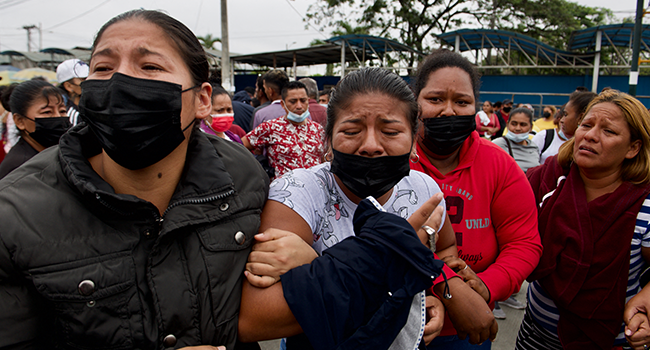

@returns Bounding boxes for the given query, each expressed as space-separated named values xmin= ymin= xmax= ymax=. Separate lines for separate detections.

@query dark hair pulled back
xmin=509 ymin=107 xmax=533 ymax=125
xmin=1 ymin=80 xmax=63 ymax=118
xmin=91 ymin=9 xmax=209 ymax=86
xmin=211 ymin=84 xmax=231 ymax=100
xmin=0 ymin=84 xmax=13 ymax=112
xmin=326 ymin=67 xmax=418 ymax=143
xmin=415 ymin=49 xmax=481 ymax=100
xmin=568 ymin=90 xmax=598 ymax=117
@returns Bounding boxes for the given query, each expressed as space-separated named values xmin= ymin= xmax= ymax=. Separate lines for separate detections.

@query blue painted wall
xmin=480 ymin=75 xmax=650 ymax=108
xmin=234 ymin=74 xmax=259 ymax=91
xmin=235 ymin=74 xmax=650 ymax=108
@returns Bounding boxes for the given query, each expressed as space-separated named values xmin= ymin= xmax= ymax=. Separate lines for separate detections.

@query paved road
xmin=259 ymin=282 xmax=528 ymax=350
xmin=492 ymin=282 xmax=527 ymax=350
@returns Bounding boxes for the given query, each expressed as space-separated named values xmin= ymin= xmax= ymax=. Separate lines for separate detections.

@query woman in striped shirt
xmin=517 ymin=89 xmax=650 ymax=349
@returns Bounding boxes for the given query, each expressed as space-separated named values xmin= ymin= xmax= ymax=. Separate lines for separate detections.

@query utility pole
xmin=629 ymin=0 xmax=645 ymax=96
xmin=39 ymin=23 xmax=42 ymax=51
xmin=220 ymin=0 xmax=232 ymax=92
xmin=487 ymin=0 xmax=496 ymax=65
xmin=23 ymin=25 xmax=37 ymax=52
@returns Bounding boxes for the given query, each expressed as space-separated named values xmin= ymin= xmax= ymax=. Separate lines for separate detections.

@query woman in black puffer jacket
xmin=0 ymin=10 xmax=268 ymax=349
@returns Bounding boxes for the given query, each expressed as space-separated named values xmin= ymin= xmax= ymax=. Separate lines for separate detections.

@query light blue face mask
xmin=558 ymin=129 xmax=569 ymax=140
xmin=505 ymin=131 xmax=530 ymax=143
xmin=287 ymin=110 xmax=310 ymax=123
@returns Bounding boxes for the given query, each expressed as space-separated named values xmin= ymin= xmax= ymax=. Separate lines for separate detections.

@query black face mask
xmin=26 ymin=116 xmax=72 ymax=148
xmin=543 ymin=112 xmax=551 ymax=119
xmin=79 ymin=73 xmax=196 ymax=170
xmin=502 ymin=106 xmax=512 ymax=113
xmin=330 ymin=149 xmax=411 ymax=200
xmin=420 ymin=115 xmax=476 ymax=156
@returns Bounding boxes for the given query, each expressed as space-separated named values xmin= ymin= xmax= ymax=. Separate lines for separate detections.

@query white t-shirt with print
xmin=268 ymin=162 xmax=446 ymax=255
xmin=269 ymin=162 xmax=446 ymax=350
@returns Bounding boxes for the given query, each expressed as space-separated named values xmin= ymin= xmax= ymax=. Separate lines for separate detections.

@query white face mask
xmin=319 ymin=103 xmax=328 ymax=108
xmin=558 ymin=129 xmax=570 ymax=140
xmin=287 ymin=110 xmax=310 ymax=123
xmin=505 ymin=131 xmax=530 ymax=143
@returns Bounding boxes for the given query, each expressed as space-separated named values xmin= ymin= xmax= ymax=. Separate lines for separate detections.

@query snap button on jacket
xmin=0 ymin=126 xmax=269 ymax=349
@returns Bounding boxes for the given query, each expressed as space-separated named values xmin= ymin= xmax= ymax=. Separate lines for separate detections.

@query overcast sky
xmin=0 ymin=0 xmax=640 ymax=55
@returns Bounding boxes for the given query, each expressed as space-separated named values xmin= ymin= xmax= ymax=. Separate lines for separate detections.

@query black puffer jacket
xmin=0 ymin=125 xmax=268 ymax=349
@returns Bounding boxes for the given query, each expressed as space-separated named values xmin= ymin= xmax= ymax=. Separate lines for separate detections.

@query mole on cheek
xmin=158 ymin=173 xmax=162 ymax=179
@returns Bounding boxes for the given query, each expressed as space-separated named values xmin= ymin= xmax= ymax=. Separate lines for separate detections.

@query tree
xmin=306 ymin=0 xmax=481 ymax=67
xmin=197 ymin=34 xmax=221 ymax=50
xmin=474 ymin=0 xmax=614 ymax=75
xmin=476 ymin=0 xmax=613 ymax=51
xmin=309 ymin=22 xmax=371 ymax=76
xmin=306 ymin=0 xmax=613 ymax=72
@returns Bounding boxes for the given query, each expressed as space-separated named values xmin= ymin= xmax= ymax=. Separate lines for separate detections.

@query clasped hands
xmin=624 ymin=285 xmax=650 ymax=349
xmin=244 ymin=193 xmax=495 ymax=345
xmin=245 ymin=193 xmax=446 ymax=288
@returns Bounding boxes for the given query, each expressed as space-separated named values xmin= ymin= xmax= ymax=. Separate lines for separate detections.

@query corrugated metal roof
xmin=231 ymin=34 xmax=422 ymax=68
xmin=231 ymin=44 xmax=365 ymax=67
xmin=568 ymin=23 xmax=650 ymax=51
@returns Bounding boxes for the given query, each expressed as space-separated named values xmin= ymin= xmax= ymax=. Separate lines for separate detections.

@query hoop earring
xmin=324 ymin=150 xmax=333 ymax=162
xmin=410 ymin=153 xmax=420 ymax=163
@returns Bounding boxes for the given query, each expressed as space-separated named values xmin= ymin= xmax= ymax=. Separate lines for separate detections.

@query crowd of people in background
xmin=2 ymin=9 xmax=650 ymax=350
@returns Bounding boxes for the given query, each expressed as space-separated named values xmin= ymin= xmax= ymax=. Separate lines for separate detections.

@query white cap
xmin=56 ymin=59 xmax=89 ymax=84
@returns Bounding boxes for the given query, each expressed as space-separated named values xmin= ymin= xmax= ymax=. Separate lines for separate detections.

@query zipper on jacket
xmin=152 ymin=189 xmax=236 ymax=234
xmin=96 ymin=189 xmax=235 ymax=233
xmin=95 ymin=193 xmax=133 ymax=216
xmin=153 ymin=211 xmax=164 ymax=231
xmin=161 ymin=189 xmax=235 ymax=219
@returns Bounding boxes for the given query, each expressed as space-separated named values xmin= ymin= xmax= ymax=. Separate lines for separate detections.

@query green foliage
xmin=306 ymin=0 xmax=479 ymax=67
xmin=332 ymin=21 xmax=371 ymax=36
xmin=306 ymin=0 xmax=614 ymax=71
xmin=476 ymin=0 xmax=614 ymax=51
xmin=475 ymin=0 xmax=615 ymax=75
xmin=310 ymin=39 xmax=327 ymax=46
xmin=197 ymin=34 xmax=222 ymax=50
xmin=305 ymin=0 xmax=625 ymax=77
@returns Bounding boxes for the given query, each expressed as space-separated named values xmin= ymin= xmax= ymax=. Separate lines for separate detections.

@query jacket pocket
xmin=196 ymin=211 xmax=260 ymax=252
xmin=29 ymin=251 xmax=136 ymax=350
xmin=196 ymin=211 xmax=260 ymax=333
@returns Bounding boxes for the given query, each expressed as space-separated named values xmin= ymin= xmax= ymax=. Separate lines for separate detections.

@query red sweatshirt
xmin=411 ymin=132 xmax=542 ymax=336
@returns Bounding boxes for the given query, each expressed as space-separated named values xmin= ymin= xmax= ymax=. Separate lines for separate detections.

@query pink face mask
xmin=210 ymin=113 xmax=234 ymax=132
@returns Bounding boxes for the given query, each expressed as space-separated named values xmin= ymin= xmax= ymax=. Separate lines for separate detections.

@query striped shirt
xmin=527 ymin=193 xmax=650 ymax=345
xmin=68 ymin=105 xmax=80 ymax=126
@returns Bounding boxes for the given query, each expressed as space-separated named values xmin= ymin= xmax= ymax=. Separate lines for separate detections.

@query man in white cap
xmin=56 ymin=58 xmax=89 ymax=125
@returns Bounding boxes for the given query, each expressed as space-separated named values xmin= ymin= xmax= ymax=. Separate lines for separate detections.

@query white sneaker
xmin=493 ymin=303 xmax=506 ymax=319
xmin=501 ymin=296 xmax=526 ymax=310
